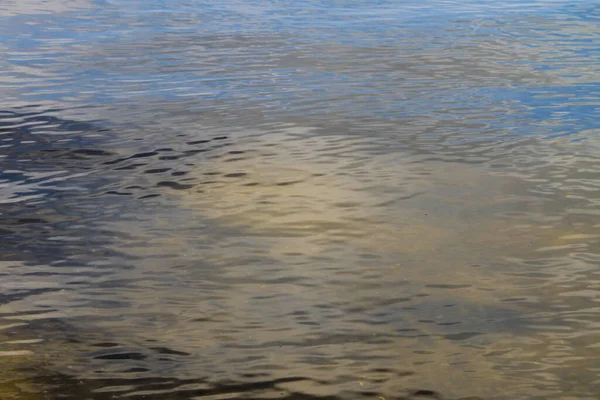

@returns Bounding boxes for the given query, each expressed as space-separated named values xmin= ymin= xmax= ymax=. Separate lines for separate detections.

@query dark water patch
xmin=276 ymin=179 xmax=302 ymax=186
xmin=150 ymin=347 xmax=191 ymax=356
xmin=223 ymin=172 xmax=247 ymax=178
xmin=113 ymin=162 xmax=147 ymax=170
xmin=0 ymin=288 xmax=62 ymax=308
xmin=1 ymin=217 xmax=48 ymax=225
xmin=94 ymin=352 xmax=147 ymax=361
xmin=183 ymin=148 xmax=211 ymax=156
xmin=70 ymin=149 xmax=114 ymax=157
xmin=145 ymin=168 xmax=171 ymax=174
xmin=158 ymin=155 xmax=182 ymax=161
xmin=0 ymin=112 xmax=115 ymax=168
xmin=106 ymin=190 xmax=133 ymax=196
xmin=131 ymin=151 xmax=159 ymax=159
xmin=156 ymin=181 xmax=194 ymax=190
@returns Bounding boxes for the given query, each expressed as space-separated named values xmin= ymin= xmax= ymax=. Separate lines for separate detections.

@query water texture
xmin=1 ymin=1 xmax=600 ymax=399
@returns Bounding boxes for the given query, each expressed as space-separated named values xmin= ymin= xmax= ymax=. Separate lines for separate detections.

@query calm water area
xmin=1 ymin=1 xmax=600 ymax=399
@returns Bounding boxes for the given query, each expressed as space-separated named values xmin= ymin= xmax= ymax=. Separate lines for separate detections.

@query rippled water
xmin=1 ymin=1 xmax=600 ymax=399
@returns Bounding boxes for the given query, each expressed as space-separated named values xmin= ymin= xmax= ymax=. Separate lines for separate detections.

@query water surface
xmin=1 ymin=1 xmax=600 ymax=399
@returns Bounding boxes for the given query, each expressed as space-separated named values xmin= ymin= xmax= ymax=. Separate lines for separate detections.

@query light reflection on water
xmin=1 ymin=1 xmax=600 ymax=399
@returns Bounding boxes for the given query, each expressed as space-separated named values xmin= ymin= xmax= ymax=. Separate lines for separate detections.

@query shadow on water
xmin=0 ymin=108 xmax=139 ymax=398
xmin=0 ymin=108 xmax=123 ymax=262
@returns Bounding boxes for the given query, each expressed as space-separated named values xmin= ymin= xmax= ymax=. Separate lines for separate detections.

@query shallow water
xmin=1 ymin=1 xmax=600 ymax=399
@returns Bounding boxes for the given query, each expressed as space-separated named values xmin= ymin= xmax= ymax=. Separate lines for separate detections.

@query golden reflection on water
xmin=0 ymin=319 xmax=45 ymax=400
xmin=4 ymin=131 xmax=600 ymax=399
xmin=157 ymin=129 xmax=594 ymax=398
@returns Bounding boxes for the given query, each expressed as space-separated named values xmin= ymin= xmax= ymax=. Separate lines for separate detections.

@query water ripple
xmin=2 ymin=0 xmax=600 ymax=399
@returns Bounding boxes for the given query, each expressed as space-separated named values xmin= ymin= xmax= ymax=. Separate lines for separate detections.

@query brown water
xmin=1 ymin=1 xmax=600 ymax=399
